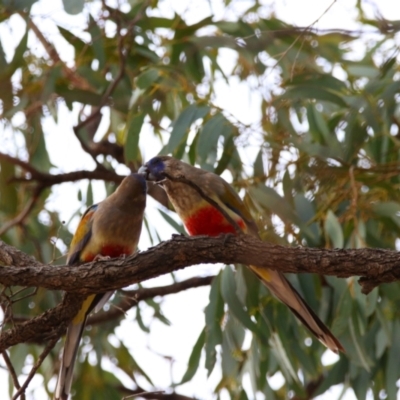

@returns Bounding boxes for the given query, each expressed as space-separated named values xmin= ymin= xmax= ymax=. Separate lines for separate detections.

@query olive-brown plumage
xmin=139 ymin=156 xmax=344 ymax=354
xmin=54 ymin=173 xmax=147 ymax=400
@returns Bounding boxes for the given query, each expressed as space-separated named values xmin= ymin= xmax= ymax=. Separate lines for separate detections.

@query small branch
xmin=28 ymin=15 xmax=93 ymax=91
xmin=0 ymin=154 xmax=169 ymax=209
xmin=11 ymin=334 xmax=60 ymax=400
xmin=2 ymin=351 xmax=24 ymax=400
xmin=1 ymin=276 xmax=213 ymax=329
xmin=0 ymin=186 xmax=43 ymax=236
xmin=0 ymin=292 xmax=84 ymax=352
xmin=0 ymin=152 xmax=42 ymax=177
xmin=119 ymin=385 xmax=198 ymax=400
xmin=87 ymin=276 xmax=214 ymax=325
xmin=72 ymin=1 xmax=150 ymax=162
xmin=270 ymin=0 xmax=338 ymax=72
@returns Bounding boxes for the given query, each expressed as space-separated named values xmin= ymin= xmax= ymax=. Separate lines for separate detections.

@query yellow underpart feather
xmin=250 ymin=265 xmax=271 ymax=282
xmin=72 ymin=294 xmax=95 ymax=325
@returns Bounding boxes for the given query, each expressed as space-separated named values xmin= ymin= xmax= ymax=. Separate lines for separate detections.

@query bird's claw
xmin=222 ymin=233 xmax=234 ymax=245
xmin=93 ymin=255 xmax=111 ymax=262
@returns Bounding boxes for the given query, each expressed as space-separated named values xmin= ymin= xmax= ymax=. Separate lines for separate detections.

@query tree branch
xmin=0 ymin=235 xmax=397 ymax=294
xmin=87 ymin=276 xmax=214 ymax=325
xmin=2 ymin=350 xmax=24 ymax=400
xmin=11 ymin=334 xmax=60 ymax=400
xmin=0 ymin=234 xmax=398 ymax=351
xmin=0 ymin=152 xmax=169 ymax=208
xmin=0 ymin=186 xmax=43 ymax=236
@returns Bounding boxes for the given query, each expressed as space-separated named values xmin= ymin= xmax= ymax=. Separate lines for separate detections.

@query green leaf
xmin=269 ymin=332 xmax=299 ymax=384
xmin=249 ymin=185 xmax=297 ymax=224
xmin=314 ymin=357 xmax=348 ymax=396
xmin=62 ymin=0 xmax=84 ymax=15
xmin=0 ymin=160 xmax=18 ymax=215
xmin=294 ymin=194 xmax=321 ymax=245
xmin=166 ymin=104 xmax=210 ymax=154
xmin=88 ymin=15 xmax=106 ymax=69
xmin=220 ymin=266 xmax=261 ymax=336
xmin=178 ymin=328 xmax=205 ymax=384
xmin=86 ymin=181 xmax=93 ymax=207
xmin=197 ymin=113 xmax=228 ymax=164
xmin=204 ymin=273 xmax=224 ymax=374
xmin=158 ymin=209 xmax=185 ymax=234
xmin=386 ymin=320 xmax=400 ymax=400
xmin=136 ymin=68 xmax=160 ymax=89
xmin=373 ymin=201 xmax=400 ymax=228
xmin=331 ymin=285 xmax=353 ymax=336
xmin=136 ymin=305 xmax=150 ymax=333
xmin=214 ymin=132 xmax=237 ymax=175
xmin=281 ymin=85 xmax=347 ymax=107
xmin=307 ymin=103 xmax=341 ymax=153
xmin=2 ymin=0 xmax=37 ymax=10
xmin=253 ymin=149 xmax=264 ymax=178
xmin=124 ymin=112 xmax=145 ymax=164
xmin=324 ymin=210 xmax=344 ymax=248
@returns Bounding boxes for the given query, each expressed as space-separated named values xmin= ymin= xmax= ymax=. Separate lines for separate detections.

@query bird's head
xmin=138 ymin=156 xmax=184 ymax=182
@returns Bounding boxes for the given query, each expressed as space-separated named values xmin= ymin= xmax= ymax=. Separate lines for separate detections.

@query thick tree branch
xmin=0 ymin=235 xmax=397 ymax=294
xmin=0 ymin=292 xmax=84 ymax=352
xmin=1 ymin=234 xmax=399 ymax=351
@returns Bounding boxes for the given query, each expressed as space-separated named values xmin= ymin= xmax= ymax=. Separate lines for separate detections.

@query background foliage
xmin=1 ymin=0 xmax=400 ymax=399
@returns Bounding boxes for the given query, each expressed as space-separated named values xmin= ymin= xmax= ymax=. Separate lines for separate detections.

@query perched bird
xmin=54 ymin=173 xmax=147 ymax=400
xmin=139 ymin=156 xmax=343 ymax=353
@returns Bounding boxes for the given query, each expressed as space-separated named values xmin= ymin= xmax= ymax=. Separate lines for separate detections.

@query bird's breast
xmin=184 ymin=205 xmax=245 ymax=236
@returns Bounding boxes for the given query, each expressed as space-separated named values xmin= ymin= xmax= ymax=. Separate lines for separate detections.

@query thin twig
xmin=12 ymin=334 xmax=60 ymax=400
xmin=0 ymin=186 xmax=43 ymax=237
xmin=87 ymin=276 xmax=214 ymax=325
xmin=271 ymin=0 xmax=338 ymax=72
xmin=0 ymin=152 xmax=42 ymax=177
xmin=1 ymin=351 xmax=24 ymax=400
xmin=73 ymin=0 xmax=151 ymax=160
xmin=122 ymin=390 xmax=165 ymax=399
xmin=27 ymin=16 xmax=93 ymax=91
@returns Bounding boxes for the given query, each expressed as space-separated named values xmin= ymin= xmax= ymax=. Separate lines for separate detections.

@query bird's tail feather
xmin=54 ymin=320 xmax=86 ymax=400
xmin=250 ymin=265 xmax=344 ymax=354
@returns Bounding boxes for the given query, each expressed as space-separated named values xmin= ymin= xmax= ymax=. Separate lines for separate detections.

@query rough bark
xmin=0 ymin=234 xmax=399 ymax=351
xmin=0 ymin=234 xmax=397 ymax=293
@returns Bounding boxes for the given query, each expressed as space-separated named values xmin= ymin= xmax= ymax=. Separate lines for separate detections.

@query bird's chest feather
xmin=185 ymin=205 xmax=245 ymax=236
xmin=163 ymin=180 xmax=245 ymax=236
xmin=82 ymin=212 xmax=140 ymax=261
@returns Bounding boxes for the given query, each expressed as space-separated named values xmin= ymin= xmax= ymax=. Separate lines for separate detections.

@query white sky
xmin=1 ymin=0 xmax=400 ymax=399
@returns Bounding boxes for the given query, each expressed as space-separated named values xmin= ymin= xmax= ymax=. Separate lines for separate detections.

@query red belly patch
xmin=101 ymin=244 xmax=133 ymax=258
xmin=184 ymin=205 xmax=244 ymax=236
xmin=84 ymin=245 xmax=133 ymax=262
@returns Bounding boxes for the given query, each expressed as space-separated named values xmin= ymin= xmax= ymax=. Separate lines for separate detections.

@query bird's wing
xmin=67 ymin=204 xmax=98 ymax=266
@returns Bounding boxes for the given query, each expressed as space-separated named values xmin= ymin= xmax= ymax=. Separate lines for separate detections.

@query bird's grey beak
xmin=138 ymin=165 xmax=148 ymax=178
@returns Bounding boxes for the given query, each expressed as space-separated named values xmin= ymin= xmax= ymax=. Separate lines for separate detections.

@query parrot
xmin=139 ymin=156 xmax=344 ymax=353
xmin=54 ymin=173 xmax=147 ymax=400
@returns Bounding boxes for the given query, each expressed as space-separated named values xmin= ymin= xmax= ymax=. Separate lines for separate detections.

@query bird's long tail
xmin=250 ymin=265 xmax=344 ymax=353
xmin=54 ymin=321 xmax=86 ymax=400
xmin=54 ymin=295 xmax=96 ymax=400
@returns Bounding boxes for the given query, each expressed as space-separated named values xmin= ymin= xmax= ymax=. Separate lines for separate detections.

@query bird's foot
xmin=93 ymin=255 xmax=111 ymax=262
xmin=222 ymin=232 xmax=235 ymax=245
